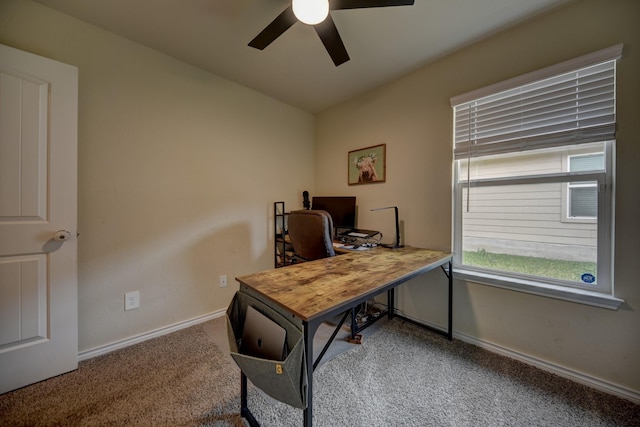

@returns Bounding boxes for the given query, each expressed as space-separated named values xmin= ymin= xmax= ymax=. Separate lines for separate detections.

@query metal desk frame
xmin=237 ymin=248 xmax=452 ymax=427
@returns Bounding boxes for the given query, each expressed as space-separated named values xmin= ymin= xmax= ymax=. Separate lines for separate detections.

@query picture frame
xmin=348 ymin=144 xmax=386 ymax=185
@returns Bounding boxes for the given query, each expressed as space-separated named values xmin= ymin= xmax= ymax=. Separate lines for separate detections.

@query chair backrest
xmin=287 ymin=210 xmax=336 ymax=261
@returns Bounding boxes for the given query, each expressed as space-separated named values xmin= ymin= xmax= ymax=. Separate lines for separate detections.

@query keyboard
xmin=348 ymin=232 xmax=369 ymax=238
xmin=339 ymin=228 xmax=380 ymax=239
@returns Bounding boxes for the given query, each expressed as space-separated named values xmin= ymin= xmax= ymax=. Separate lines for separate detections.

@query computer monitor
xmin=311 ymin=196 xmax=356 ymax=231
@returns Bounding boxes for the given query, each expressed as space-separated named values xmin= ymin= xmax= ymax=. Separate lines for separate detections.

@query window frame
xmin=450 ymin=47 xmax=623 ymax=310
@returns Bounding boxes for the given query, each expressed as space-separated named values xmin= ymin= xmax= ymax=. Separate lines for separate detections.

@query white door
xmin=0 ymin=44 xmax=78 ymax=394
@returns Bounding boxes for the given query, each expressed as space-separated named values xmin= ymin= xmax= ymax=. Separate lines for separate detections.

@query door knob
xmin=54 ymin=230 xmax=72 ymax=241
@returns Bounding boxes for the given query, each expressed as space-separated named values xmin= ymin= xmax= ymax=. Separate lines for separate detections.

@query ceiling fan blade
xmin=314 ymin=15 xmax=350 ymax=66
xmin=248 ymin=6 xmax=297 ymax=50
xmin=331 ymin=0 xmax=414 ymax=10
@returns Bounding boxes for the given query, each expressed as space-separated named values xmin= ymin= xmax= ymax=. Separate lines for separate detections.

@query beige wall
xmin=0 ymin=1 xmax=315 ymax=351
xmin=316 ymin=0 xmax=640 ymax=398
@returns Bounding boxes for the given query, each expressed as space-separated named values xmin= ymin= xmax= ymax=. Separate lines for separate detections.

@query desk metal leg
xmin=392 ymin=260 xmax=453 ymax=341
xmin=350 ymin=308 xmax=357 ymax=339
xmin=241 ymin=371 xmax=247 ymax=411
xmin=302 ymin=320 xmax=316 ymax=427
xmin=240 ymin=372 xmax=259 ymax=427
xmin=302 ymin=317 xmax=328 ymax=427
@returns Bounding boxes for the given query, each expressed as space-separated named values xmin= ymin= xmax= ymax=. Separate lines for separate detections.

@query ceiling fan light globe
xmin=292 ymin=0 xmax=329 ymax=25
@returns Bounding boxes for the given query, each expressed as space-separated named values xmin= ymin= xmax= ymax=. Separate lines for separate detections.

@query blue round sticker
xmin=581 ymin=273 xmax=596 ymax=284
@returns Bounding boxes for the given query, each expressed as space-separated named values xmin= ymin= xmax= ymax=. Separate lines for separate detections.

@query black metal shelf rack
xmin=274 ymin=201 xmax=295 ymax=268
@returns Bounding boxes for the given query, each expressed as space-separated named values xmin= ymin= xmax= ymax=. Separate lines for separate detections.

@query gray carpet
xmin=246 ymin=320 xmax=640 ymax=426
xmin=1 ymin=317 xmax=638 ymax=426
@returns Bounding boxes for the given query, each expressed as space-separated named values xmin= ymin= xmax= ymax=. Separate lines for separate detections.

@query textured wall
xmin=316 ymin=0 xmax=640 ymax=399
xmin=0 ymin=0 xmax=315 ymax=352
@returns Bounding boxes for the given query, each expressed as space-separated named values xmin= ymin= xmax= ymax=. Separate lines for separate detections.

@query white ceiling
xmin=35 ymin=0 xmax=571 ymax=113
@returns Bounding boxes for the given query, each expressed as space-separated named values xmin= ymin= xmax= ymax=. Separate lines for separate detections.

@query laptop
xmin=241 ymin=305 xmax=287 ymax=361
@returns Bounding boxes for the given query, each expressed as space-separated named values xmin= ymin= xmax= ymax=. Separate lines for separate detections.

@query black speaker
xmin=303 ymin=191 xmax=310 ymax=209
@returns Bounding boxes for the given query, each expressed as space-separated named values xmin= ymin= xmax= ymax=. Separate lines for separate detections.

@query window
xmin=567 ymin=153 xmax=603 ymax=219
xmin=450 ymin=45 xmax=623 ymax=309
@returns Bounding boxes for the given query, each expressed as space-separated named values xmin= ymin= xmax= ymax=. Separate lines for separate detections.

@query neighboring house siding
xmin=462 ymin=150 xmax=597 ymax=262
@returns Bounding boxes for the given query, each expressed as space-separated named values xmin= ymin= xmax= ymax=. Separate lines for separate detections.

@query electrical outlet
xmin=219 ymin=275 xmax=227 ymax=287
xmin=125 ymin=291 xmax=140 ymax=311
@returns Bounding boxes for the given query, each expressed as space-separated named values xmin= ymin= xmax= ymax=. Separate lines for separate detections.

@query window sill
xmin=454 ymin=268 xmax=624 ymax=310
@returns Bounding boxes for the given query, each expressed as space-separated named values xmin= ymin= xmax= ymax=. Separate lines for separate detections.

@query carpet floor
xmin=1 ymin=317 xmax=638 ymax=426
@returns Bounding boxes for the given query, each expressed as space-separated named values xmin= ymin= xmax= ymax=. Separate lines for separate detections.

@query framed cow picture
xmin=348 ymin=144 xmax=386 ymax=185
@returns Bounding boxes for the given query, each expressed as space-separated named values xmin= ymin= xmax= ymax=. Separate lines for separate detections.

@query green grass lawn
xmin=463 ymin=249 xmax=597 ymax=283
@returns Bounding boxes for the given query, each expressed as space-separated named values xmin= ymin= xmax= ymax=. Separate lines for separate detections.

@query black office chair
xmin=287 ymin=210 xmax=335 ymax=262
xmin=288 ymin=210 xmax=362 ymax=342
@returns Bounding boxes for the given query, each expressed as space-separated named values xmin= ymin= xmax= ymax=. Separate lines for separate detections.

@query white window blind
xmin=452 ymin=45 xmax=622 ymax=160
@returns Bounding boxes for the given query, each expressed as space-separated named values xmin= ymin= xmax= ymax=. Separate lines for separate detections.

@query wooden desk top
xmin=235 ymin=246 xmax=451 ymax=322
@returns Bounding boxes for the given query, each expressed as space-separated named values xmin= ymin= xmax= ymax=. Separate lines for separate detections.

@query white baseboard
xmin=77 ymin=310 xmax=639 ymax=405
xmin=77 ymin=309 xmax=226 ymax=362
xmin=403 ymin=315 xmax=640 ymax=405
xmin=455 ymin=330 xmax=640 ymax=404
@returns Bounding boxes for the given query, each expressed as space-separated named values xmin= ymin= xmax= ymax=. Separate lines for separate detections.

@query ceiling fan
xmin=248 ymin=0 xmax=415 ymax=67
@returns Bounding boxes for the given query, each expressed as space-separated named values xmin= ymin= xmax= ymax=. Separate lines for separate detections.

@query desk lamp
xmin=371 ymin=206 xmax=403 ymax=249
